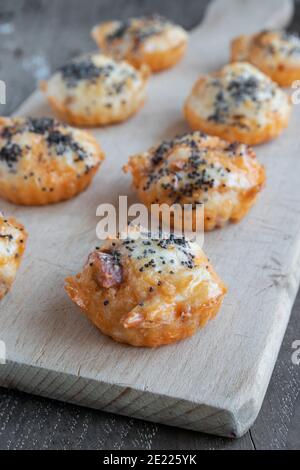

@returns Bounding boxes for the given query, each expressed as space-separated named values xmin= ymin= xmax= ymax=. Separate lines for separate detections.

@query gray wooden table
xmin=0 ymin=0 xmax=299 ymax=450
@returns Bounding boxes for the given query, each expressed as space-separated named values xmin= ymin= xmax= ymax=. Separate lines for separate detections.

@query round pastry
xmin=0 ymin=117 xmax=104 ymax=205
xmin=91 ymin=15 xmax=188 ymax=72
xmin=124 ymin=132 xmax=265 ymax=231
xmin=231 ymin=30 xmax=300 ymax=87
xmin=41 ymin=54 xmax=149 ymax=126
xmin=184 ymin=62 xmax=291 ymax=145
xmin=65 ymin=231 xmax=227 ymax=347
xmin=0 ymin=214 xmax=27 ymax=300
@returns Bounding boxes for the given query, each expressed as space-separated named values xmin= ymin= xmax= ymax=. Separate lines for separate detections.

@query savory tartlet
xmin=41 ymin=54 xmax=149 ymax=126
xmin=0 ymin=214 xmax=27 ymax=300
xmin=124 ymin=132 xmax=265 ymax=231
xmin=231 ymin=30 xmax=300 ymax=87
xmin=91 ymin=15 xmax=188 ymax=72
xmin=184 ymin=62 xmax=291 ymax=145
xmin=0 ymin=116 xmax=104 ymax=205
xmin=65 ymin=231 xmax=227 ymax=347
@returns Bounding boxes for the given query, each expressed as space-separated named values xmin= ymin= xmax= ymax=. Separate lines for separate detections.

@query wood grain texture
xmin=0 ymin=0 xmax=300 ymax=450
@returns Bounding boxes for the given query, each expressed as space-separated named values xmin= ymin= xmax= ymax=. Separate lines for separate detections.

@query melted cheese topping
xmin=187 ymin=62 xmax=290 ymax=128
xmin=94 ymin=16 xmax=187 ymax=56
xmin=46 ymin=54 xmax=147 ymax=115
xmin=0 ymin=117 xmax=101 ymax=180
xmin=0 ymin=215 xmax=26 ymax=299
xmin=248 ymin=30 xmax=300 ymax=68
xmin=143 ymin=26 xmax=187 ymax=52
xmin=0 ymin=218 xmax=21 ymax=261
xmin=101 ymin=231 xmax=221 ymax=299
xmin=115 ymin=233 xmax=200 ymax=273
xmin=134 ymin=132 xmax=259 ymax=205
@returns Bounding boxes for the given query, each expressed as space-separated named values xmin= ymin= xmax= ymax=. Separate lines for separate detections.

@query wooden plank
xmin=0 ymin=0 xmax=298 ymax=439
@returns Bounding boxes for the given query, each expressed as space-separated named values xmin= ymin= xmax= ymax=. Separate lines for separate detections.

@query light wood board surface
xmin=0 ymin=0 xmax=298 ymax=438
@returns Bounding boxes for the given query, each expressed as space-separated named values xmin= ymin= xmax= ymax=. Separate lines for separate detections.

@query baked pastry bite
xmin=0 ymin=214 xmax=27 ymax=300
xmin=91 ymin=15 xmax=188 ymax=72
xmin=184 ymin=62 xmax=291 ymax=145
xmin=65 ymin=230 xmax=227 ymax=347
xmin=0 ymin=117 xmax=104 ymax=205
xmin=231 ymin=30 xmax=300 ymax=87
xmin=124 ymin=132 xmax=265 ymax=231
xmin=41 ymin=54 xmax=149 ymax=126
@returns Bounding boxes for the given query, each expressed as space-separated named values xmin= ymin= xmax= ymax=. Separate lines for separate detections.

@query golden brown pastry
xmin=91 ymin=15 xmax=188 ymax=72
xmin=231 ymin=30 xmax=300 ymax=87
xmin=0 ymin=117 xmax=104 ymax=205
xmin=41 ymin=54 xmax=149 ymax=126
xmin=184 ymin=62 xmax=291 ymax=145
xmin=0 ymin=214 xmax=27 ymax=300
xmin=65 ymin=231 xmax=227 ymax=347
xmin=124 ymin=132 xmax=265 ymax=231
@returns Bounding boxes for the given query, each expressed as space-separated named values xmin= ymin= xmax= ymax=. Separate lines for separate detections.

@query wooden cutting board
xmin=0 ymin=0 xmax=298 ymax=438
